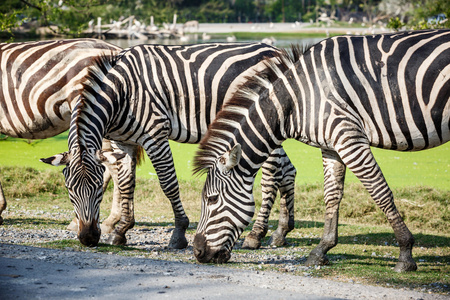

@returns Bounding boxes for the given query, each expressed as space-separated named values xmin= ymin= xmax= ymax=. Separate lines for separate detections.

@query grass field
xmin=0 ymin=133 xmax=449 ymax=294
xmin=1 ymin=131 xmax=449 ymax=190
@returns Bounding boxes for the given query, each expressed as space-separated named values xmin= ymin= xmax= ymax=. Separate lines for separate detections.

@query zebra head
xmin=41 ymin=148 xmax=127 ymax=246
xmin=193 ymin=144 xmax=256 ymax=263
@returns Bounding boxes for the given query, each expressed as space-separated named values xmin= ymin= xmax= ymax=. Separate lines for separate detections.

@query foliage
xmin=409 ymin=0 xmax=450 ymax=29
xmin=0 ymin=11 xmax=22 ymax=41
xmin=386 ymin=16 xmax=404 ymax=31
xmin=379 ymin=0 xmax=449 ymax=29
xmin=0 ymin=0 xmax=449 ymax=39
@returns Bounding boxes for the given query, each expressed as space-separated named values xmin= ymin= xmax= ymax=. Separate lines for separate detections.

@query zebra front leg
xmin=338 ymin=143 xmax=416 ymax=272
xmin=242 ymin=147 xmax=296 ymax=249
xmin=242 ymin=178 xmax=276 ymax=249
xmin=147 ymin=139 xmax=189 ymax=249
xmin=0 ymin=181 xmax=6 ymax=225
xmin=105 ymin=143 xmax=140 ymax=245
xmin=109 ymin=168 xmax=135 ymax=246
xmin=268 ymin=176 xmax=295 ymax=247
xmin=100 ymin=160 xmax=122 ymax=234
xmin=268 ymin=149 xmax=296 ymax=246
xmin=305 ymin=149 xmax=345 ymax=267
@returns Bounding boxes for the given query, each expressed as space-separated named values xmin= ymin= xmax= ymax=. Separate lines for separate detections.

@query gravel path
xmin=0 ymin=224 xmax=448 ymax=300
xmin=1 ymin=241 xmax=447 ymax=300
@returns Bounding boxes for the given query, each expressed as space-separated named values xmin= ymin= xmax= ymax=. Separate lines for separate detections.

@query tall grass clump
xmin=0 ymin=166 xmax=66 ymax=198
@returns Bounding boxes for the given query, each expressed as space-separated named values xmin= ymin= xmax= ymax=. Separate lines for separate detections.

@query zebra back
xmin=80 ymin=43 xmax=284 ymax=145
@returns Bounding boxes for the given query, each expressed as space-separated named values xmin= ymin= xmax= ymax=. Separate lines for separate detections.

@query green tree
xmin=410 ymin=0 xmax=449 ymax=28
xmin=265 ymin=0 xmax=306 ymax=23
xmin=234 ymin=0 xmax=255 ymax=23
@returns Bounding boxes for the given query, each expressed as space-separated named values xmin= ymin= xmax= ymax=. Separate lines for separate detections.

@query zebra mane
xmin=73 ymin=51 xmax=119 ymax=153
xmin=78 ymin=49 xmax=119 ymax=108
xmin=192 ymin=44 xmax=308 ymax=176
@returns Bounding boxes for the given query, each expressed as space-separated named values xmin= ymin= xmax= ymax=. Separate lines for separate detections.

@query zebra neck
xmin=271 ymin=54 xmax=327 ymax=148
xmin=235 ymin=91 xmax=291 ymax=177
xmin=68 ymin=102 xmax=108 ymax=153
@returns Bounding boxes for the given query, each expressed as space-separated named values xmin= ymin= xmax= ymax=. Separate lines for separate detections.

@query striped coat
xmin=193 ymin=30 xmax=450 ymax=272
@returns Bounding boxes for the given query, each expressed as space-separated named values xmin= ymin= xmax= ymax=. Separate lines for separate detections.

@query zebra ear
xmin=219 ymin=144 xmax=242 ymax=171
xmin=40 ymin=152 xmax=72 ymax=166
xmin=95 ymin=150 xmax=128 ymax=165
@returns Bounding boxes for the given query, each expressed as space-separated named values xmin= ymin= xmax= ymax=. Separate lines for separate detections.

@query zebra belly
xmin=0 ymin=104 xmax=71 ymax=139
xmin=364 ymin=105 xmax=450 ymax=152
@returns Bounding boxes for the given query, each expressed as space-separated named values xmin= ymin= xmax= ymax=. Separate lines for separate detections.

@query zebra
xmin=0 ymin=39 xmax=142 ymax=237
xmin=41 ymin=42 xmax=298 ymax=249
xmin=192 ymin=29 xmax=450 ymax=272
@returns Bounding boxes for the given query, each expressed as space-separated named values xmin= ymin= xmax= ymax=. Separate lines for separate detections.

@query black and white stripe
xmin=193 ymin=30 xmax=450 ymax=271
xmin=46 ymin=42 xmax=297 ymax=248
xmin=0 ymin=39 xmax=143 ymax=241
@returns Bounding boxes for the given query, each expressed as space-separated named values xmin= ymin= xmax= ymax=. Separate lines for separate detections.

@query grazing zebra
xmin=0 ymin=39 xmax=140 ymax=235
xmin=192 ymin=29 xmax=450 ymax=272
xmin=42 ymin=42 xmax=297 ymax=248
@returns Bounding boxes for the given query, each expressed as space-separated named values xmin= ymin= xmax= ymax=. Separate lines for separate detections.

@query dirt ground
xmin=0 ymin=243 xmax=447 ymax=300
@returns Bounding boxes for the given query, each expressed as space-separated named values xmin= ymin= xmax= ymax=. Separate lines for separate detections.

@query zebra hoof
xmin=268 ymin=232 xmax=286 ymax=247
xmin=168 ymin=228 xmax=188 ymax=249
xmin=394 ymin=260 xmax=417 ymax=272
xmin=108 ymin=233 xmax=127 ymax=246
xmin=242 ymin=235 xmax=261 ymax=249
xmin=0 ymin=216 xmax=3 ymax=225
xmin=305 ymin=251 xmax=329 ymax=266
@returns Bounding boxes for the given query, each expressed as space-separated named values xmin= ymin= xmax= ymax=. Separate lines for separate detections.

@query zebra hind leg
xmin=305 ymin=149 xmax=345 ymax=267
xmin=338 ymin=144 xmax=417 ymax=272
xmin=169 ymin=215 xmax=189 ymax=249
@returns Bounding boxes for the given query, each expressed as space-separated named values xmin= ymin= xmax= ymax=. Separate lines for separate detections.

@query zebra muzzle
xmin=193 ymin=233 xmax=231 ymax=264
xmin=78 ymin=219 xmax=101 ymax=247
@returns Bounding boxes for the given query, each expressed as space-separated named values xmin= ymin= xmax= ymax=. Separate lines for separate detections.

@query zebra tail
xmin=136 ymin=146 xmax=146 ymax=166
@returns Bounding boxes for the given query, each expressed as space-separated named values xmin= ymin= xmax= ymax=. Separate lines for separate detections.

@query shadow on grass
xmin=135 ymin=221 xmax=187 ymax=227
xmin=275 ymin=232 xmax=450 ymax=250
xmin=327 ymin=252 xmax=450 ymax=265
xmin=2 ymin=217 xmax=69 ymax=227
xmin=251 ymin=220 xmax=450 ymax=249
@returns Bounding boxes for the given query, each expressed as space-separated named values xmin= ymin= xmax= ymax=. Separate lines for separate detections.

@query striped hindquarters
xmin=0 ymin=38 xmax=120 ymax=139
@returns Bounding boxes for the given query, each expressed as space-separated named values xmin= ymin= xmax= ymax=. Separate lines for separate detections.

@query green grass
xmin=1 ymin=165 xmax=449 ymax=294
xmin=1 ymin=132 xmax=449 ymax=190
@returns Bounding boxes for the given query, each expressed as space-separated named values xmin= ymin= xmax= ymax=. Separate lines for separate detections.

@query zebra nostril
xmin=78 ymin=220 xmax=101 ymax=247
xmin=193 ymin=247 xmax=204 ymax=258
xmin=212 ymin=249 xmax=231 ymax=264
xmin=193 ymin=233 xmax=209 ymax=262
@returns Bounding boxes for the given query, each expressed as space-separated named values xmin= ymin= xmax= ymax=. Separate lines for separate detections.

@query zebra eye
xmin=207 ymin=195 xmax=219 ymax=205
